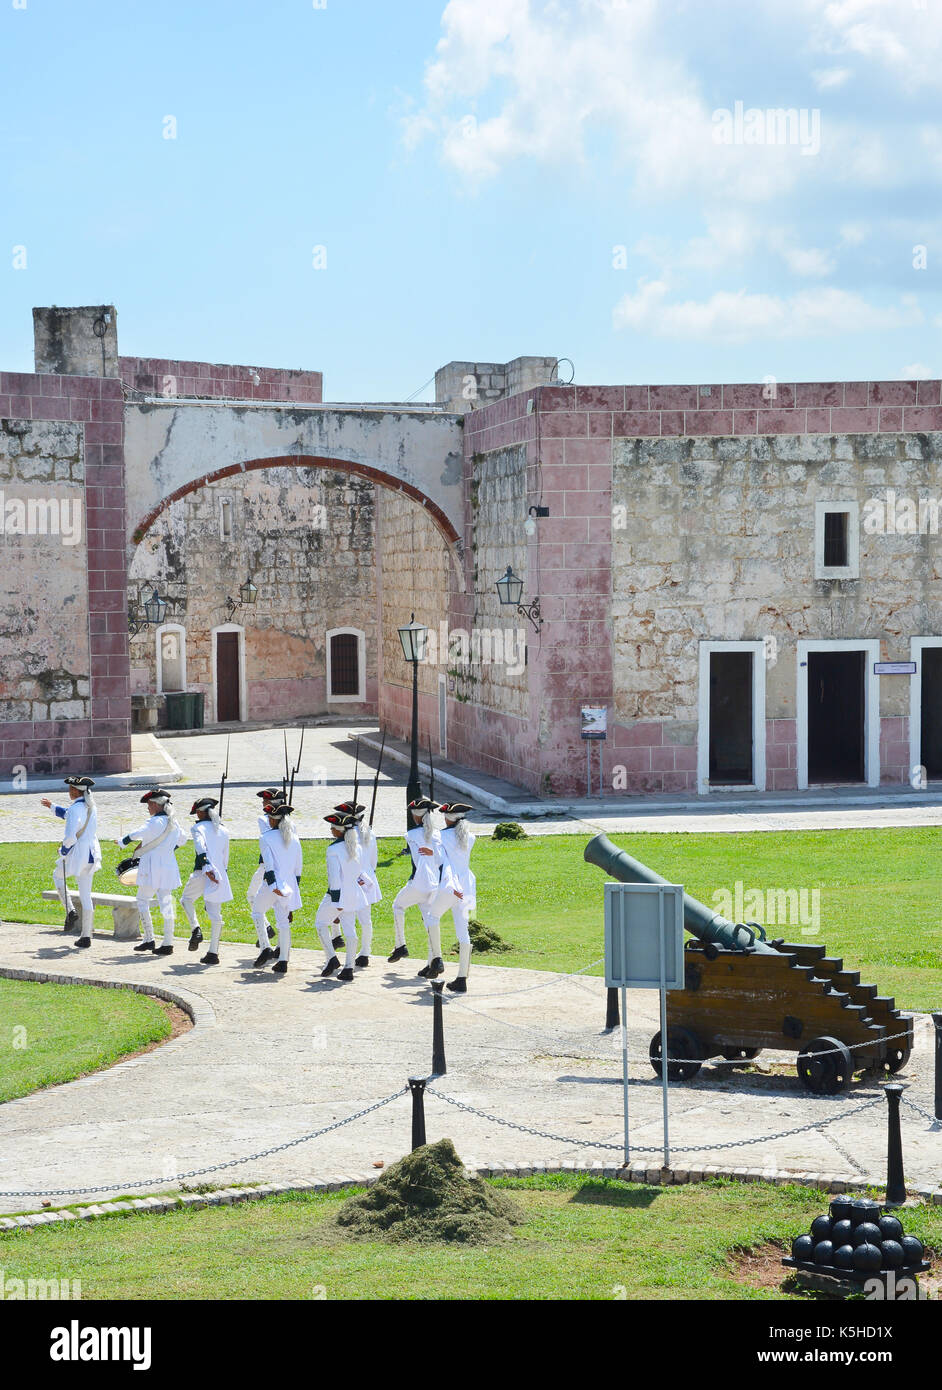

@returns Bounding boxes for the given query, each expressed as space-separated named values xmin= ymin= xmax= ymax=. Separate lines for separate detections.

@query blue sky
xmin=1 ymin=0 xmax=940 ymax=399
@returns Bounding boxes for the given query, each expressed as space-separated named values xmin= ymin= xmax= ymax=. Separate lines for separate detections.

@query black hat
xmin=442 ymin=802 xmax=471 ymax=818
xmin=140 ymin=788 xmax=171 ymax=805
xmin=334 ymin=801 xmax=365 ymax=815
xmin=256 ymin=788 xmax=280 ymax=800
xmin=324 ymin=811 xmax=350 ymax=827
xmin=268 ymin=802 xmax=293 ymax=819
xmin=408 ymin=796 xmax=438 ymax=812
xmin=190 ymin=797 xmax=218 ymax=815
xmin=64 ymin=776 xmax=95 ymax=789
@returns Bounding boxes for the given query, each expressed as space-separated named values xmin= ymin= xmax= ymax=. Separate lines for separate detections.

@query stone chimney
xmin=33 ymin=305 xmax=119 ymax=377
xmin=434 ymin=355 xmax=559 ymax=412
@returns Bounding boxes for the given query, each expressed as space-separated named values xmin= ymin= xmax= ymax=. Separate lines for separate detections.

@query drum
xmin=116 ymin=856 xmax=139 ymax=887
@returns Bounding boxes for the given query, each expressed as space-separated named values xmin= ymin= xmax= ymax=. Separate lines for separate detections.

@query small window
xmin=220 ymin=499 xmax=232 ymax=542
xmin=326 ymin=627 xmax=365 ymax=701
xmin=815 ymin=501 xmax=859 ymax=580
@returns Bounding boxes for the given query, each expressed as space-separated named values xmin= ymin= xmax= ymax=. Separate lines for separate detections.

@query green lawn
xmin=1 ymin=1175 xmax=938 ymax=1300
xmin=3 ymin=827 xmax=941 ymax=1009
xmin=0 ymin=977 xmax=172 ymax=1103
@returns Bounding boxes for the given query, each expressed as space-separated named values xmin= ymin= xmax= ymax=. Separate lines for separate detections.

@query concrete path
xmin=0 ymin=922 xmax=937 ymax=1214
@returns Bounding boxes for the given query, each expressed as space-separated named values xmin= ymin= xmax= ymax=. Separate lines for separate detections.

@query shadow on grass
xmin=567 ymin=1180 xmax=662 ymax=1210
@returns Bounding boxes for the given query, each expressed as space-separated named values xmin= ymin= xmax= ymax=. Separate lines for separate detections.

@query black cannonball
xmin=880 ymin=1240 xmax=905 ymax=1270
xmin=901 ymin=1235 xmax=925 ymax=1267
xmin=792 ymin=1234 xmax=815 ymax=1261
xmin=878 ymin=1214 xmax=904 ymax=1242
xmin=831 ymin=1219 xmax=854 ymax=1246
xmin=810 ymin=1215 xmax=833 ymax=1242
xmin=851 ymin=1199 xmax=881 ymax=1226
xmin=853 ymin=1222 xmax=883 ymax=1247
xmin=852 ymin=1242 xmax=883 ymax=1272
xmin=829 ymin=1198 xmax=854 ymax=1224
xmin=833 ymin=1244 xmax=856 ymax=1270
xmin=813 ymin=1240 xmax=835 ymax=1266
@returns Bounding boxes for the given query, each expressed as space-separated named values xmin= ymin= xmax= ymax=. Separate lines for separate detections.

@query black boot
xmin=321 ymin=955 xmax=340 ymax=977
xmin=387 ymin=945 xmax=409 ymax=962
xmin=331 ymin=935 xmax=344 ymax=950
xmin=254 ymin=948 xmax=274 ymax=968
xmin=188 ymin=927 xmax=203 ymax=952
xmin=272 ymin=959 xmax=288 ymax=975
xmin=133 ymin=940 xmax=156 ymax=953
xmin=417 ymin=964 xmax=431 ymax=978
xmin=337 ymin=967 xmax=354 ymax=982
xmin=155 ymin=944 xmax=174 ymax=957
xmin=200 ymin=952 xmax=220 ymax=965
xmin=446 ymin=975 xmax=467 ymax=993
xmin=267 ymin=924 xmax=276 ymax=942
xmin=355 ymin=955 xmax=369 ymax=967
xmin=75 ymin=937 xmax=91 ymax=950
xmin=63 ymin=909 xmax=78 ymax=933
xmin=426 ymin=957 xmax=445 ymax=978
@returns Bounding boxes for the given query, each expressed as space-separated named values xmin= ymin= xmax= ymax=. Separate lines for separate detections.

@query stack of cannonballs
xmin=786 ymin=1197 xmax=928 ymax=1281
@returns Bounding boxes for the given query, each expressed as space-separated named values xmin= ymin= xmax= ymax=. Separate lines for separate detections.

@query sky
xmin=1 ymin=0 xmax=940 ymax=400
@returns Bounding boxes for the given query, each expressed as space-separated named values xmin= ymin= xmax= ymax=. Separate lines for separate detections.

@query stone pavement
xmin=5 ymin=723 xmax=942 ymax=842
xmin=0 ymin=922 xmax=937 ymax=1214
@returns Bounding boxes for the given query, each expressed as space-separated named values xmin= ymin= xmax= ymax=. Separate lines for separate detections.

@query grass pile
xmin=335 ymin=1139 xmax=522 ymax=1244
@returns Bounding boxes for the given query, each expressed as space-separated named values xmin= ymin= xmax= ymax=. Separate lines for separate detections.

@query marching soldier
xmin=247 ymin=788 xmax=280 ymax=953
xmin=251 ymin=801 xmax=302 ymax=974
xmin=428 ymin=803 xmax=476 ymax=993
xmin=116 ymin=789 xmax=188 ymax=955
xmin=181 ymin=797 xmax=233 ymax=965
xmin=315 ymin=812 xmax=370 ymax=980
xmin=390 ymin=796 xmax=449 ymax=976
xmin=40 ymin=776 xmax=101 ymax=949
xmin=333 ymin=800 xmax=380 ymax=964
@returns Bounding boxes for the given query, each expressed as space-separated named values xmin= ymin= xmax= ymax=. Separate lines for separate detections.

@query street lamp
xmin=142 ymin=587 xmax=168 ymax=627
xmin=225 ymin=574 xmax=259 ymax=622
xmin=497 ymin=565 xmax=542 ymax=632
xmin=398 ymin=613 xmax=428 ymax=821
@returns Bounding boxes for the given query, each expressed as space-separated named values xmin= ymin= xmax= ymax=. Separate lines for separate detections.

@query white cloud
xmin=613 ymin=279 xmax=923 ymax=342
xmin=812 ymin=66 xmax=852 ymax=89
xmin=839 ymin=222 xmax=868 ymax=245
xmin=811 ymin=0 xmax=942 ymax=86
xmin=902 ymin=363 xmax=933 ymax=379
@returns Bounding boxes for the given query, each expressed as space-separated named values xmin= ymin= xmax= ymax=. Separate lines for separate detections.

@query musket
xmin=352 ymin=736 xmax=360 ymax=811
xmin=289 ymin=724 xmax=304 ymax=803
xmin=282 ymin=730 xmax=289 ymax=799
xmin=218 ymin=734 xmax=230 ymax=818
xmin=428 ymin=734 xmax=435 ymax=804
xmin=368 ymin=726 xmax=386 ymax=827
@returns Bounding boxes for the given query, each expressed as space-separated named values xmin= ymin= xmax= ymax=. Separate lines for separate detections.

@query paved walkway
xmin=0 ymin=922 xmax=937 ymax=1214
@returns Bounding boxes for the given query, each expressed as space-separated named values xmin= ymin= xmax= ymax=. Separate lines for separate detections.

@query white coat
xmin=326 ymin=836 xmax=371 ymax=914
xmin=356 ymin=823 xmax=382 ymax=904
xmin=440 ymin=825 xmax=477 ymax=911
xmin=260 ymin=827 xmax=303 ymax=911
xmin=191 ymin=819 xmax=233 ymax=905
xmin=406 ymin=823 xmax=450 ymax=894
xmin=55 ymin=798 xmax=102 ymax=877
xmin=123 ymin=813 xmax=187 ymax=892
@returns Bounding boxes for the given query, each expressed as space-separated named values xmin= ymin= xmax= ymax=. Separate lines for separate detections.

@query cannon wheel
xmin=650 ymin=1027 xmax=704 ymax=1082
xmin=721 ymin=1046 xmax=760 ymax=1063
xmin=880 ymin=1043 xmax=911 ymax=1075
xmin=796 ymin=1036 xmax=853 ymax=1095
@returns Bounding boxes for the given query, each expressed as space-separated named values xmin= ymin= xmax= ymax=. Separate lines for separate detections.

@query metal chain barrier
xmin=901 ymin=1094 xmax=940 ymax=1127
xmin=0 ymin=1086 xmax=408 ymax=1200
xmin=425 ymin=1082 xmax=883 ymax=1156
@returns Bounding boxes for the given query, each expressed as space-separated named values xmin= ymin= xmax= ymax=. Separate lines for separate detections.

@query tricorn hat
xmin=141 ymin=788 xmax=172 ymax=805
xmin=256 ymin=787 xmax=280 ymax=800
xmin=268 ymin=802 xmax=293 ymax=819
xmin=334 ymin=801 xmax=365 ymax=816
xmin=190 ymin=797 xmax=218 ymax=815
xmin=324 ymin=811 xmax=351 ymax=827
xmin=408 ymin=796 xmax=438 ymax=812
xmin=64 ymin=775 xmax=95 ymax=789
xmin=441 ymin=802 xmax=471 ymax=818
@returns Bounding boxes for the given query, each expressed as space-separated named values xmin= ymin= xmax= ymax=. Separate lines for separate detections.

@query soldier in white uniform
xmin=334 ymin=800 xmax=379 ymax=966
xmin=40 ymin=776 xmax=101 ymax=949
xmin=251 ymin=801 xmax=302 ymax=974
xmin=117 ymin=789 xmax=187 ymax=955
xmin=427 ymin=803 xmax=477 ymax=993
xmin=246 ymin=787 xmax=280 ymax=952
xmin=181 ymin=797 xmax=233 ymax=966
xmin=390 ymin=797 xmax=450 ymax=977
xmin=315 ymin=812 xmax=371 ymax=981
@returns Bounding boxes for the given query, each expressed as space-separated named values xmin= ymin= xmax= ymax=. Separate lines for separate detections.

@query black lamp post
xmin=398 ymin=613 xmax=428 ymax=824
xmin=497 ymin=564 xmax=542 ymax=632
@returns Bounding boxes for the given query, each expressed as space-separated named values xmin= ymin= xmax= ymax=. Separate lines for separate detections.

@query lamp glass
xmin=398 ymin=617 xmax=428 ymax=663
xmin=496 ymin=566 xmax=524 ymax=607
xmin=240 ymin=578 xmax=258 ymax=606
xmin=144 ymin=589 xmax=167 ymax=625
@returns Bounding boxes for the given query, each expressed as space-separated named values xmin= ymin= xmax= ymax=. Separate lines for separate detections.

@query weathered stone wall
xmin=129 ymin=465 xmax=378 ymax=720
xmin=33 ymin=306 xmax=119 ymax=377
xmin=435 ymin=357 xmax=558 ymax=413
xmin=377 ymin=488 xmax=452 ymax=709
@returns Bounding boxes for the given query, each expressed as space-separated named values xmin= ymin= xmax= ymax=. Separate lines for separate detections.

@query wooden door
xmin=216 ymin=631 xmax=241 ymax=722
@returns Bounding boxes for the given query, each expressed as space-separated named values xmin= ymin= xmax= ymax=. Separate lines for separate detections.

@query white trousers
xmin=392 ymin=881 xmax=438 ymax=949
xmin=54 ymin=861 xmax=96 ymax=938
xmin=181 ymin=873 xmax=224 ymax=954
xmin=252 ymin=887 xmax=292 ymax=961
xmin=136 ymin=887 xmax=176 ymax=946
xmin=427 ymin=889 xmax=473 ymax=976
xmin=313 ymin=894 xmax=363 ymax=967
xmin=246 ymin=863 xmax=264 ymax=906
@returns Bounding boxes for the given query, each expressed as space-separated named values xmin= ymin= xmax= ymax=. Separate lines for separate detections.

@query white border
xmin=910 ymin=636 xmax=942 ymax=783
xmin=326 ymin=627 xmax=366 ymax=703
xmin=697 ymin=640 xmax=766 ymax=795
xmin=155 ymin=622 xmax=187 ymax=694
xmin=796 ymin=638 xmax=879 ymax=788
xmin=814 ymin=500 xmax=860 ymax=580
xmin=211 ymin=623 xmax=247 ymax=723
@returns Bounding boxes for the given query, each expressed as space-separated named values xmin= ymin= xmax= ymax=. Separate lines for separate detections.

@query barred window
xmin=329 ymin=632 xmax=360 ymax=697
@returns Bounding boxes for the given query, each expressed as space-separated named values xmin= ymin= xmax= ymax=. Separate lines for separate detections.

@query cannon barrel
xmin=584 ymin=832 xmax=778 ymax=955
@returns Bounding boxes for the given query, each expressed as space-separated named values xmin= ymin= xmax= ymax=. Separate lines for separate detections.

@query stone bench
xmin=42 ymin=890 xmax=139 ymax=940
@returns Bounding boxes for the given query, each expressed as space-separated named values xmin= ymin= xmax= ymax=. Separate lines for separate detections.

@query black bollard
xmin=408 ymin=1076 xmax=427 ymax=1150
xmin=431 ymin=980 xmax=447 ymax=1076
xmin=884 ymin=1083 xmax=906 ymax=1206
xmin=934 ymin=1013 xmax=942 ymax=1123
xmin=605 ymin=987 xmax=620 ymax=1032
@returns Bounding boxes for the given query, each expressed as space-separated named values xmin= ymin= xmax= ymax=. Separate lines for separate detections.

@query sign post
xmin=604 ymin=882 xmax=685 ymax=1167
xmin=581 ymin=706 xmax=607 ymax=796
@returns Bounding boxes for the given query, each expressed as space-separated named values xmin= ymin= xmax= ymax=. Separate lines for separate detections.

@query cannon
xmin=584 ymin=833 xmax=914 ymax=1094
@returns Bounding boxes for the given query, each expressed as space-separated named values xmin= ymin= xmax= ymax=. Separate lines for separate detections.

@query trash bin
xmin=164 ymin=691 xmax=205 ymax=730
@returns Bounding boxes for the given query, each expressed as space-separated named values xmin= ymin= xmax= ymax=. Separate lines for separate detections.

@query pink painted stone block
xmin=805 ymin=408 xmax=831 ymax=433
xmin=624 ymin=386 xmax=650 ymax=411
xmin=612 ymin=411 xmax=661 ymax=436
xmin=576 ymin=386 xmax=624 ymax=410
xmin=916 ymin=379 xmax=942 ymax=405
xmin=879 ymin=408 xmax=903 ymax=431
xmin=903 ymin=407 xmax=942 ymax=431
xmin=587 ymin=412 xmax=615 ymax=437
xmin=538 ymin=387 xmax=576 ymax=410
xmin=723 ymin=384 xmax=768 ymax=408
xmin=843 ymin=382 xmax=869 ymax=406
xmin=732 ymin=411 xmax=758 ymax=435
xmin=767 ymin=718 xmax=797 ymax=744
xmin=614 ymin=746 xmax=653 ymax=772
xmin=673 ymin=744 xmax=697 ymax=771
xmin=684 ymin=410 xmax=733 ymax=436
xmin=871 ymin=381 xmax=918 ymax=405
xmin=541 ymin=412 xmax=588 ymax=438
xmin=829 ymin=407 xmax=881 ymax=432
xmin=612 ymin=721 xmax=663 ymax=748
xmin=650 ymin=746 xmax=676 ymax=771
xmin=795 ymin=382 xmax=844 ymax=408
xmin=564 ymin=491 xmax=614 ymax=518
xmin=757 ymin=409 xmax=807 ymax=434
xmin=650 ymin=385 xmax=697 ymax=410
